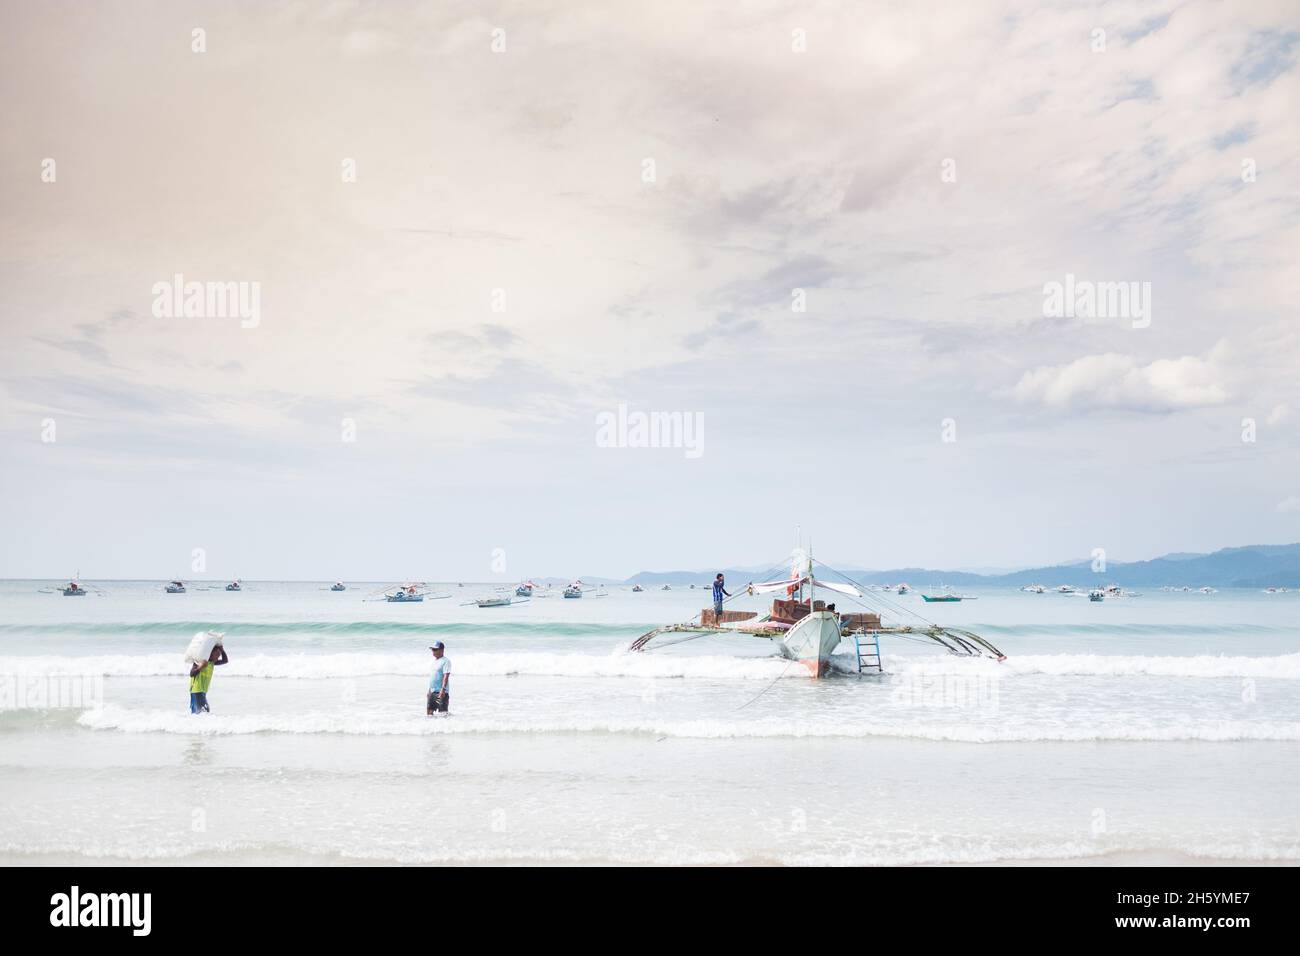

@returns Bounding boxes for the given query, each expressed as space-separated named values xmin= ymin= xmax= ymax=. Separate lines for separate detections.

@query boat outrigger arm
xmin=629 ymin=620 xmax=1005 ymax=659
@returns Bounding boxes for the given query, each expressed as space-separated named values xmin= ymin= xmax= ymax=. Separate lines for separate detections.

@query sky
xmin=1 ymin=0 xmax=1298 ymax=581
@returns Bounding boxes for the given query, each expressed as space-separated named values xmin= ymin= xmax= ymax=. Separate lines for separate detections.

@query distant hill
xmin=625 ymin=544 xmax=1300 ymax=589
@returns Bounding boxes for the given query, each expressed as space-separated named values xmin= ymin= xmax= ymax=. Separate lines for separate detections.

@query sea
xmin=1 ymin=579 xmax=1297 ymax=865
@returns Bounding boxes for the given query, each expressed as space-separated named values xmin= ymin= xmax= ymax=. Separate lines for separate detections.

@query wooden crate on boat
xmin=701 ymin=609 xmax=758 ymax=628
xmin=841 ymin=612 xmax=882 ymax=630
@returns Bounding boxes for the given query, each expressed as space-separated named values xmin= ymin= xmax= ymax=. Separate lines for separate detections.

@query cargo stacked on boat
xmin=699 ymin=608 xmax=759 ymax=628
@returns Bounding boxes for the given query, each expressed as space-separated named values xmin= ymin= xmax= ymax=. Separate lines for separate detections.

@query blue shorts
xmin=714 ymin=600 xmax=724 ymax=616
xmin=189 ymin=692 xmax=209 ymax=714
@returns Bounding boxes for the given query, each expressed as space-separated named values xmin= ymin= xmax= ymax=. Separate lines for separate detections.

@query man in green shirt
xmin=189 ymin=644 xmax=229 ymax=713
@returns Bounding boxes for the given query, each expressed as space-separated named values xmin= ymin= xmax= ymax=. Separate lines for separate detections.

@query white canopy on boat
xmin=811 ymin=579 xmax=861 ymax=598
xmin=747 ymin=576 xmax=860 ymax=598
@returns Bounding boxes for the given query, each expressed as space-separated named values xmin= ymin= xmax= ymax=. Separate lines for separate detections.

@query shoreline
xmin=2 ymin=850 xmax=1294 ymax=868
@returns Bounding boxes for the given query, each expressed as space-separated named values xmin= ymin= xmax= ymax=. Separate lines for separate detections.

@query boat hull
xmin=921 ymin=595 xmax=960 ymax=602
xmin=387 ymin=594 xmax=423 ymax=602
xmin=777 ymin=611 xmax=842 ymax=678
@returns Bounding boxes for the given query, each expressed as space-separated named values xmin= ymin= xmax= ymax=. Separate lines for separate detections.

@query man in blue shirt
xmin=711 ymin=573 xmax=730 ymax=621
xmin=427 ymin=641 xmax=451 ymax=714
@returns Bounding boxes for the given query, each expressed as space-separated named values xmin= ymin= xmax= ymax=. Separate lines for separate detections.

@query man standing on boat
xmin=427 ymin=641 xmax=451 ymax=715
xmin=712 ymin=573 xmax=731 ymax=622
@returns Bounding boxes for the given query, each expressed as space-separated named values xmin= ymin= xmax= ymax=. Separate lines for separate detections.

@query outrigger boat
xmin=331 ymin=581 xmax=346 ymax=591
xmin=631 ymin=584 xmax=645 ymax=592
xmin=365 ymin=582 xmax=450 ymax=603
xmin=165 ymin=580 xmax=186 ymax=594
xmin=41 ymin=573 xmax=105 ymax=596
xmin=921 ymin=586 xmax=975 ymax=602
xmin=630 ymin=549 xmax=1006 ymax=678
xmin=476 ymin=595 xmax=514 ymax=608
xmin=225 ymin=579 xmax=242 ymax=592
xmin=515 ymin=581 xmax=537 ymax=597
xmin=40 ymin=574 xmax=106 ymax=597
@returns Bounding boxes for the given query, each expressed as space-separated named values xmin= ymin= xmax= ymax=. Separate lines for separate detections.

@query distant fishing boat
xmin=563 ymin=584 xmax=583 ymax=599
xmin=661 ymin=584 xmax=671 ymax=591
xmin=921 ymin=589 xmax=962 ymax=603
xmin=225 ymin=579 xmax=242 ymax=592
xmin=1057 ymin=585 xmax=1076 ymax=594
xmin=39 ymin=573 xmax=104 ymax=596
xmin=515 ymin=581 xmax=536 ymax=597
xmin=1089 ymin=589 xmax=1105 ymax=602
xmin=1021 ymin=584 xmax=1046 ymax=594
xmin=631 ymin=584 xmax=644 ymax=592
xmin=331 ymin=581 xmax=346 ymax=591
xmin=165 ymin=580 xmax=186 ymax=594
xmin=477 ymin=596 xmax=513 ymax=608
xmin=366 ymin=582 xmax=446 ymax=603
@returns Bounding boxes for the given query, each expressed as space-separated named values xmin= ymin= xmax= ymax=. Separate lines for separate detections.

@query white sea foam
xmin=889 ymin=652 xmax=1300 ymax=679
xmin=0 ymin=650 xmax=798 ymax=681
xmin=75 ymin=704 xmax=1300 ymax=742
xmin=7 ymin=650 xmax=1300 ymax=681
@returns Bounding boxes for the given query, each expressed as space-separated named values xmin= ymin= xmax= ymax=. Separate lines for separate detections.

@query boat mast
xmin=808 ymin=540 xmax=814 ymax=609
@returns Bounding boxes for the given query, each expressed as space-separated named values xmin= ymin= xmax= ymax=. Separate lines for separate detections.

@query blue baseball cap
xmin=429 ymin=641 xmax=445 ymax=650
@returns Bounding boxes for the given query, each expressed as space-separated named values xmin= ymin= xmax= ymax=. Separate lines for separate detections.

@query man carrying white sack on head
xmin=189 ymin=643 xmax=229 ymax=714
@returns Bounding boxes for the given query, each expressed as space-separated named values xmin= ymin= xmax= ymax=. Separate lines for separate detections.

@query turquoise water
xmin=1 ymin=579 xmax=1298 ymax=863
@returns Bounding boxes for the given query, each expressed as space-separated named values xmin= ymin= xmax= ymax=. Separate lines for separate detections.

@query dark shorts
xmin=427 ymin=691 xmax=449 ymax=713
xmin=189 ymin=692 xmax=209 ymax=714
xmin=714 ymin=600 xmax=724 ymax=616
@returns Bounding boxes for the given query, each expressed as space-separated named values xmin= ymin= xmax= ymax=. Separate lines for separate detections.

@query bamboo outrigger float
xmin=629 ymin=548 xmax=1007 ymax=677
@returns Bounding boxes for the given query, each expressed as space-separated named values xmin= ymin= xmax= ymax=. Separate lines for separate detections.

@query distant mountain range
xmin=624 ymin=543 xmax=1300 ymax=589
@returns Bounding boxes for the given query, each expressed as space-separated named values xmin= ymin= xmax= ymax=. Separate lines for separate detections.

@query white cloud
xmin=1013 ymin=348 xmax=1230 ymax=412
xmin=1278 ymin=497 xmax=1300 ymax=514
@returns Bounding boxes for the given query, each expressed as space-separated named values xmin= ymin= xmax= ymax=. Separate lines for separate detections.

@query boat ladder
xmin=853 ymin=629 xmax=883 ymax=674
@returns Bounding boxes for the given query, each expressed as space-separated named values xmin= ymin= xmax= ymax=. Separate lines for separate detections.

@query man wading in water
xmin=427 ymin=641 xmax=451 ymax=715
xmin=189 ymin=644 xmax=228 ymax=713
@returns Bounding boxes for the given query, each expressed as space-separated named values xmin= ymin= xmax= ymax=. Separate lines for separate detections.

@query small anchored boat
xmin=225 ymin=579 xmax=242 ymax=592
xmin=631 ymin=584 xmax=644 ymax=592
xmin=365 ymin=582 xmax=450 ymax=603
xmin=165 ymin=580 xmax=186 ymax=594
xmin=331 ymin=581 xmax=346 ymax=591
xmin=40 ymin=574 xmax=106 ymax=597
xmin=477 ymin=596 xmax=513 ymax=608
xmin=921 ymin=586 xmax=974 ymax=603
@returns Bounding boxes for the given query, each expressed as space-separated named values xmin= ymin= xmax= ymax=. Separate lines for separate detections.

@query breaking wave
xmin=71 ymin=704 xmax=1300 ymax=742
xmin=5 ymin=650 xmax=1300 ymax=681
